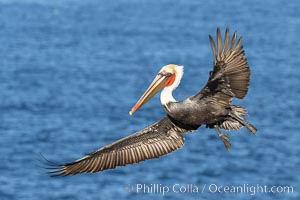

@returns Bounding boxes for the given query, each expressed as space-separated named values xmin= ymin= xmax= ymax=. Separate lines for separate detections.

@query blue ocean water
xmin=0 ymin=0 xmax=299 ymax=199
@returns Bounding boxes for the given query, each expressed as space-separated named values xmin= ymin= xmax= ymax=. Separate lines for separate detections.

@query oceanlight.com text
xmin=124 ymin=183 xmax=294 ymax=196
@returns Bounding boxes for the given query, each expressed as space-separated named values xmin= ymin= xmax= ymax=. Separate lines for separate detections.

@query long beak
xmin=129 ymin=74 xmax=168 ymax=115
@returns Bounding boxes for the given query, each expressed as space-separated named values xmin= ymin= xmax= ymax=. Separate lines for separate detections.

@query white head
xmin=129 ymin=64 xmax=184 ymax=115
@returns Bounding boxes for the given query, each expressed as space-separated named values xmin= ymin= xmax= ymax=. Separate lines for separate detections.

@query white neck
xmin=160 ymin=65 xmax=184 ymax=106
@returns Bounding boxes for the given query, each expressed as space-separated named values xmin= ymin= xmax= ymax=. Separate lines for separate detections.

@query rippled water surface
xmin=0 ymin=0 xmax=299 ymax=199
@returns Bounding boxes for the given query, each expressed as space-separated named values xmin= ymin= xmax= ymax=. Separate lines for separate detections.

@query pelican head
xmin=129 ymin=64 xmax=184 ymax=115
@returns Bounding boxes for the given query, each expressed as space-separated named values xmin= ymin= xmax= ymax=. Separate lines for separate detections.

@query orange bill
xmin=129 ymin=73 xmax=175 ymax=115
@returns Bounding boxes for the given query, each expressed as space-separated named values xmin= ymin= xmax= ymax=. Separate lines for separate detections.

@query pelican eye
xmin=158 ymin=72 xmax=173 ymax=77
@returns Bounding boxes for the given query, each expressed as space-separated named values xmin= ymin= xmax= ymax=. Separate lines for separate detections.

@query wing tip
xmin=36 ymin=153 xmax=68 ymax=177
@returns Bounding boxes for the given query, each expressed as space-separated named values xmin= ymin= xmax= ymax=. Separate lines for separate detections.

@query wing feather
xmin=209 ymin=35 xmax=217 ymax=65
xmin=217 ymin=28 xmax=222 ymax=61
xmin=193 ymin=27 xmax=250 ymax=104
xmin=47 ymin=117 xmax=188 ymax=176
xmin=222 ymin=27 xmax=230 ymax=57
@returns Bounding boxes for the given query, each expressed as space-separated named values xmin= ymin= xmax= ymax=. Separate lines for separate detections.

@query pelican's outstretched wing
xmin=192 ymin=27 xmax=250 ymax=106
xmin=47 ymin=116 xmax=188 ymax=176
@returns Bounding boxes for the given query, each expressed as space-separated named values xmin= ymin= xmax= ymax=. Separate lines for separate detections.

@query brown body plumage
xmin=46 ymin=27 xmax=257 ymax=176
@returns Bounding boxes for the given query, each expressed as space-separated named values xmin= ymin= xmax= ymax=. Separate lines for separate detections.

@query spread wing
xmin=192 ymin=27 xmax=250 ymax=106
xmin=47 ymin=116 xmax=188 ymax=176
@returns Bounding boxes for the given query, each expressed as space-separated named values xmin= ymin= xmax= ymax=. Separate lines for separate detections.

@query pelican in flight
xmin=47 ymin=28 xmax=257 ymax=176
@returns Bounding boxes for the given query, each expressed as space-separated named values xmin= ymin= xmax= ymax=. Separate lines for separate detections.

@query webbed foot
xmin=215 ymin=125 xmax=231 ymax=149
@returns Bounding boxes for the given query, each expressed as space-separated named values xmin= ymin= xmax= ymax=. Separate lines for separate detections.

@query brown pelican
xmin=46 ymin=27 xmax=257 ymax=176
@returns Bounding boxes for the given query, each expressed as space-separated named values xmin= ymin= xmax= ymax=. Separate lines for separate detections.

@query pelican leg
xmin=214 ymin=125 xmax=231 ymax=149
